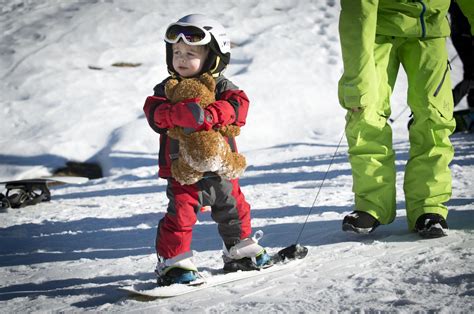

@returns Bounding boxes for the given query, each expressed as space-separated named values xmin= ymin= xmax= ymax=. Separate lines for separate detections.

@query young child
xmin=143 ymin=14 xmax=271 ymax=286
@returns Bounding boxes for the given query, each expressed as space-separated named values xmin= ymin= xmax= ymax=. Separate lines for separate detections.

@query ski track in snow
xmin=0 ymin=0 xmax=473 ymax=312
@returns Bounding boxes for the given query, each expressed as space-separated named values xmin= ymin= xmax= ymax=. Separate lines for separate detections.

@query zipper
xmin=433 ymin=60 xmax=450 ymax=97
xmin=417 ymin=1 xmax=427 ymax=38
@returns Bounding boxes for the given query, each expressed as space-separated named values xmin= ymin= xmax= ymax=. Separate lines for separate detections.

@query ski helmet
xmin=164 ymin=14 xmax=231 ymax=77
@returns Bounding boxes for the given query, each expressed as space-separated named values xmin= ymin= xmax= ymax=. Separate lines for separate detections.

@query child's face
xmin=172 ymin=41 xmax=209 ymax=78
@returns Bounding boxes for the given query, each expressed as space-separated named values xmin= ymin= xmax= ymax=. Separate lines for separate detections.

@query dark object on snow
xmin=111 ymin=62 xmax=142 ymax=68
xmin=0 ymin=193 xmax=10 ymax=212
xmin=4 ymin=181 xmax=51 ymax=209
xmin=453 ymin=109 xmax=474 ymax=133
xmin=88 ymin=65 xmax=103 ymax=70
xmin=0 ymin=177 xmax=88 ymax=210
xmin=54 ymin=161 xmax=103 ymax=179
xmin=276 ymin=244 xmax=308 ymax=262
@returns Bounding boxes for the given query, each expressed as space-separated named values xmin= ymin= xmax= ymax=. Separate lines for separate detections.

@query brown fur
xmin=165 ymin=73 xmax=246 ymax=185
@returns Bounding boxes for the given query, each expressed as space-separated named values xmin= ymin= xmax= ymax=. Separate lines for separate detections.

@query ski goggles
xmin=164 ymin=24 xmax=212 ymax=46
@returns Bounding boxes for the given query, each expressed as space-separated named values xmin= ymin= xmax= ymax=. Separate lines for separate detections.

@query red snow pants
xmin=156 ymin=175 xmax=252 ymax=259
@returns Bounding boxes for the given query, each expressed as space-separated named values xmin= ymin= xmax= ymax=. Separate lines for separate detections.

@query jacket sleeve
xmin=211 ymin=78 xmax=250 ymax=127
xmin=143 ymin=79 xmax=172 ymax=134
xmin=207 ymin=90 xmax=249 ymax=127
xmin=143 ymin=95 xmax=171 ymax=134
xmin=338 ymin=0 xmax=379 ymax=110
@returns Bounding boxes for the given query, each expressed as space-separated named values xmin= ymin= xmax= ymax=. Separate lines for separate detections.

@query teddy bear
xmin=165 ymin=73 xmax=246 ymax=185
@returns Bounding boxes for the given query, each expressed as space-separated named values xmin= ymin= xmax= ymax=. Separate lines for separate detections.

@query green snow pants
xmin=344 ymin=36 xmax=456 ymax=230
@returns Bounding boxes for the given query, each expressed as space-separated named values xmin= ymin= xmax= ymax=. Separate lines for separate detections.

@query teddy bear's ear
xmin=165 ymin=79 xmax=179 ymax=99
xmin=200 ymin=73 xmax=216 ymax=92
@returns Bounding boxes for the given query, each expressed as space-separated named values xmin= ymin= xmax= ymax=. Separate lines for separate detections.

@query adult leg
xmin=399 ymin=37 xmax=456 ymax=230
xmin=344 ymin=35 xmax=400 ymax=225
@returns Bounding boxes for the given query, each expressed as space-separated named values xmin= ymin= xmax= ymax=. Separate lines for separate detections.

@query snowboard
xmin=0 ymin=176 xmax=89 ymax=210
xmin=0 ymin=176 xmax=89 ymax=186
xmin=453 ymin=109 xmax=473 ymax=133
xmin=119 ymin=257 xmax=304 ymax=299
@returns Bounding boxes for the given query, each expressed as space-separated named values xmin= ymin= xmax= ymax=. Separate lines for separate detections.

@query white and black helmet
xmin=164 ymin=14 xmax=231 ymax=77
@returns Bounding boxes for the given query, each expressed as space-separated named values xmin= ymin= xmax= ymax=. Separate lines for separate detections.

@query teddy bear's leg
xmin=171 ymin=159 xmax=203 ymax=185
xmin=219 ymin=125 xmax=241 ymax=138
xmin=167 ymin=127 xmax=187 ymax=140
xmin=219 ymin=152 xmax=247 ymax=180
xmin=183 ymin=131 xmax=223 ymax=172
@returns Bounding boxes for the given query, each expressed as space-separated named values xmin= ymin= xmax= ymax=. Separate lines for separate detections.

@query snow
xmin=0 ymin=0 xmax=473 ymax=312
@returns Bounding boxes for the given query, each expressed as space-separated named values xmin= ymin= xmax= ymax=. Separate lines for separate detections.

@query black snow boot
xmin=342 ymin=211 xmax=380 ymax=234
xmin=415 ymin=213 xmax=448 ymax=238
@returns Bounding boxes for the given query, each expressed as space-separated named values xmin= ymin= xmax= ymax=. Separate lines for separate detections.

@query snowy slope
xmin=1 ymin=0 xmax=473 ymax=312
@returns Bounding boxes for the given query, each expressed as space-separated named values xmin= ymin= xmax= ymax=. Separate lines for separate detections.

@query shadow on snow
xmin=0 ymin=133 xmax=472 ymax=308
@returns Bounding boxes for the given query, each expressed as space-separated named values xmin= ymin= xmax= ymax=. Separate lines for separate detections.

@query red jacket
xmin=143 ymin=75 xmax=250 ymax=178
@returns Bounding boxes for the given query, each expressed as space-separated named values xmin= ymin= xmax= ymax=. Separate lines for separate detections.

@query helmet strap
xmin=210 ymin=56 xmax=221 ymax=77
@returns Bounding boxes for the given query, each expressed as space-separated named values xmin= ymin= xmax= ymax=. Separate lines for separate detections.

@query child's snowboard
xmin=119 ymin=257 xmax=304 ymax=299
xmin=120 ymin=244 xmax=308 ymax=299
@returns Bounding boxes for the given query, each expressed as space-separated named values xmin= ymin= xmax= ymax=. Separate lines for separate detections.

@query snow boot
xmin=415 ymin=213 xmax=448 ymax=238
xmin=342 ymin=211 xmax=380 ymax=234
xmin=223 ymin=250 xmax=272 ymax=273
xmin=222 ymin=231 xmax=272 ymax=273
xmin=155 ymin=253 xmax=198 ymax=286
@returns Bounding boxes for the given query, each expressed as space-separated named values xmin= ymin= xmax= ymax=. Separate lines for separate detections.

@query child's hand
xmin=154 ymin=98 xmax=206 ymax=130
xmin=151 ymin=98 xmax=218 ymax=131
xmin=172 ymin=100 xmax=217 ymax=133
xmin=169 ymin=100 xmax=204 ymax=129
